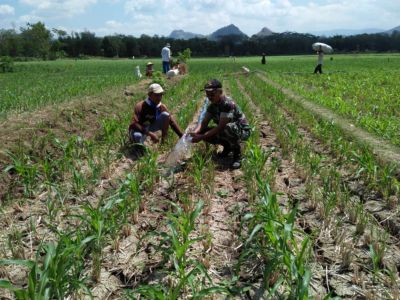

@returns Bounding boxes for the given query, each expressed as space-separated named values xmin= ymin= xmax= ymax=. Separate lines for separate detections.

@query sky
xmin=0 ymin=0 xmax=399 ymax=37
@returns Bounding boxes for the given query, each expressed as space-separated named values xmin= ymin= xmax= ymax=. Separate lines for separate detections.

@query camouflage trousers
xmin=200 ymin=123 xmax=251 ymax=149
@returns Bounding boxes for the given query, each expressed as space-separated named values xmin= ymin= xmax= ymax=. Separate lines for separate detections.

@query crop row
xmin=238 ymin=73 xmax=399 ymax=297
xmin=0 ymin=72 xmax=207 ymax=298
xmin=264 ymin=54 xmax=400 ymax=146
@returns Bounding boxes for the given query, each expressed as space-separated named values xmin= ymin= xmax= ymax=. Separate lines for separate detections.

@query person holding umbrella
xmin=314 ymin=46 xmax=324 ymax=74
xmin=261 ymin=52 xmax=266 ymax=65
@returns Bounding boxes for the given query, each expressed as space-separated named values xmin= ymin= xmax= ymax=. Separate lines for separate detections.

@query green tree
xmin=0 ymin=29 xmax=22 ymax=56
xmin=20 ymin=22 xmax=52 ymax=59
xmin=177 ymin=48 xmax=191 ymax=63
xmin=0 ymin=56 xmax=14 ymax=72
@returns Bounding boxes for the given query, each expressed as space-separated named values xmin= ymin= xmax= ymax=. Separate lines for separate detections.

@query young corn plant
xmin=136 ymin=149 xmax=159 ymax=190
xmin=243 ymin=140 xmax=271 ymax=202
xmin=131 ymin=198 xmax=226 ymax=299
xmin=242 ymin=177 xmax=311 ymax=299
xmin=5 ymin=152 xmax=39 ymax=197
xmin=369 ymin=230 xmax=388 ymax=277
xmin=0 ymin=232 xmax=92 ymax=299
xmin=191 ymin=150 xmax=208 ymax=191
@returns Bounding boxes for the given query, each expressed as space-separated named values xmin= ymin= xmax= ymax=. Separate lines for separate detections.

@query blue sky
xmin=0 ymin=0 xmax=399 ymax=36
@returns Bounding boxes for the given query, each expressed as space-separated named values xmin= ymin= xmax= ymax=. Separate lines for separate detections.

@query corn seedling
xmin=243 ymin=177 xmax=311 ymax=299
xmin=132 ymin=198 xmax=226 ymax=299
xmin=5 ymin=152 xmax=39 ymax=197
xmin=0 ymin=232 xmax=92 ymax=299
xmin=369 ymin=231 xmax=388 ymax=276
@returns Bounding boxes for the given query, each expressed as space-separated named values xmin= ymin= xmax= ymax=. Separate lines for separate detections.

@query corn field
xmin=1 ymin=54 xmax=400 ymax=299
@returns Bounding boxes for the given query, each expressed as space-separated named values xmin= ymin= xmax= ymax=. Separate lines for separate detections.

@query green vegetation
xmin=1 ymin=21 xmax=400 ymax=59
xmin=1 ymin=54 xmax=399 ymax=299
xmin=0 ymin=59 xmax=144 ymax=117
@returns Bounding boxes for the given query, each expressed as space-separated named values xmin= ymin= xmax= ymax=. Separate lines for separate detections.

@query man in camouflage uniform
xmin=190 ymin=79 xmax=251 ymax=169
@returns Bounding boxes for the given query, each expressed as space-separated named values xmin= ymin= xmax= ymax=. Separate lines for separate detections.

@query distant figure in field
xmin=129 ymin=83 xmax=183 ymax=144
xmin=145 ymin=62 xmax=154 ymax=77
xmin=189 ymin=79 xmax=252 ymax=169
xmin=135 ymin=65 xmax=142 ymax=78
xmin=314 ymin=47 xmax=324 ymax=74
xmin=161 ymin=43 xmax=171 ymax=74
xmin=261 ymin=53 xmax=266 ymax=64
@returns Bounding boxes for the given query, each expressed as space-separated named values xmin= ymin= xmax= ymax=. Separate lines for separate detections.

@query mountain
xmin=169 ymin=29 xmax=204 ymax=40
xmin=386 ymin=25 xmax=400 ymax=34
xmin=254 ymin=27 xmax=274 ymax=37
xmin=208 ymin=24 xmax=248 ymax=41
xmin=308 ymin=28 xmax=384 ymax=36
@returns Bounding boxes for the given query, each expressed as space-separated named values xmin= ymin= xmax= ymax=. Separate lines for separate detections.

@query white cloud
xmin=79 ymin=0 xmax=400 ymax=36
xmin=20 ymin=0 xmax=98 ymax=17
xmin=124 ymin=0 xmax=158 ymax=14
xmin=18 ymin=14 xmax=43 ymax=24
xmin=10 ymin=0 xmax=400 ymax=36
xmin=0 ymin=4 xmax=15 ymax=15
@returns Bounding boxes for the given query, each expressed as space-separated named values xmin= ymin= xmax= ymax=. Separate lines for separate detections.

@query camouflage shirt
xmin=205 ymin=96 xmax=249 ymax=128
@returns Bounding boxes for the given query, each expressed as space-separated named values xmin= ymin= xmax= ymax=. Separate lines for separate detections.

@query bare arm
xmin=194 ymin=114 xmax=211 ymax=133
xmin=130 ymin=103 xmax=146 ymax=133
xmin=191 ymin=116 xmax=229 ymax=143
xmin=169 ymin=115 xmax=183 ymax=138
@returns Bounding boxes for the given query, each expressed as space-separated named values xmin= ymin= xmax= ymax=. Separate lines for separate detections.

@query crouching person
xmin=129 ymin=83 xmax=183 ymax=144
xmin=189 ymin=79 xmax=251 ymax=169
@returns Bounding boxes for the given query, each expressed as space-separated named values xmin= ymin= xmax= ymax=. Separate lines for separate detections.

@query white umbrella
xmin=312 ymin=42 xmax=333 ymax=53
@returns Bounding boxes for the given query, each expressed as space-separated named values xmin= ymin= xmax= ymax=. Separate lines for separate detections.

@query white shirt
xmin=318 ymin=52 xmax=324 ymax=65
xmin=161 ymin=46 xmax=171 ymax=62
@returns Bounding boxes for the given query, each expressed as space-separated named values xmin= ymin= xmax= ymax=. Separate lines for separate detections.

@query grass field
xmin=0 ymin=54 xmax=400 ymax=299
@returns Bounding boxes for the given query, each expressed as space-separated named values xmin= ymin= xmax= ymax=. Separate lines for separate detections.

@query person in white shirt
xmin=161 ymin=43 xmax=171 ymax=74
xmin=314 ymin=47 xmax=324 ymax=74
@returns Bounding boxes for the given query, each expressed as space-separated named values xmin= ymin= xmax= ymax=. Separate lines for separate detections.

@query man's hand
xmin=149 ymin=132 xmax=159 ymax=143
xmin=189 ymin=132 xmax=203 ymax=143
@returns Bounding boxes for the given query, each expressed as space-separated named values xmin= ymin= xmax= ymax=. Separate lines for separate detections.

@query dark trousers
xmin=199 ymin=125 xmax=241 ymax=151
xmin=162 ymin=61 xmax=170 ymax=74
xmin=314 ymin=64 xmax=322 ymax=74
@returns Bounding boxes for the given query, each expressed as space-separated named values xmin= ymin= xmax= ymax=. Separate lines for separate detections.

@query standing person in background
xmin=129 ymin=83 xmax=183 ymax=144
xmin=314 ymin=47 xmax=324 ymax=74
xmin=161 ymin=43 xmax=171 ymax=74
xmin=261 ymin=53 xmax=266 ymax=64
xmin=189 ymin=79 xmax=252 ymax=169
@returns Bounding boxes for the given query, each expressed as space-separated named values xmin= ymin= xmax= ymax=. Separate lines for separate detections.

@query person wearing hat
xmin=161 ymin=43 xmax=171 ymax=74
xmin=129 ymin=83 xmax=183 ymax=144
xmin=189 ymin=79 xmax=252 ymax=169
xmin=146 ymin=62 xmax=154 ymax=77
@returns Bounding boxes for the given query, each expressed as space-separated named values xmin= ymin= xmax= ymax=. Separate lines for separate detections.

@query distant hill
xmin=169 ymin=30 xmax=204 ymax=40
xmin=254 ymin=27 xmax=274 ymax=37
xmin=386 ymin=25 xmax=400 ymax=34
xmin=208 ymin=24 xmax=248 ymax=41
xmin=167 ymin=24 xmax=399 ymax=41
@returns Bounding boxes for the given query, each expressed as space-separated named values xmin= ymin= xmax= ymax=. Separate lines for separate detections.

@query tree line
xmin=1 ymin=22 xmax=399 ymax=60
